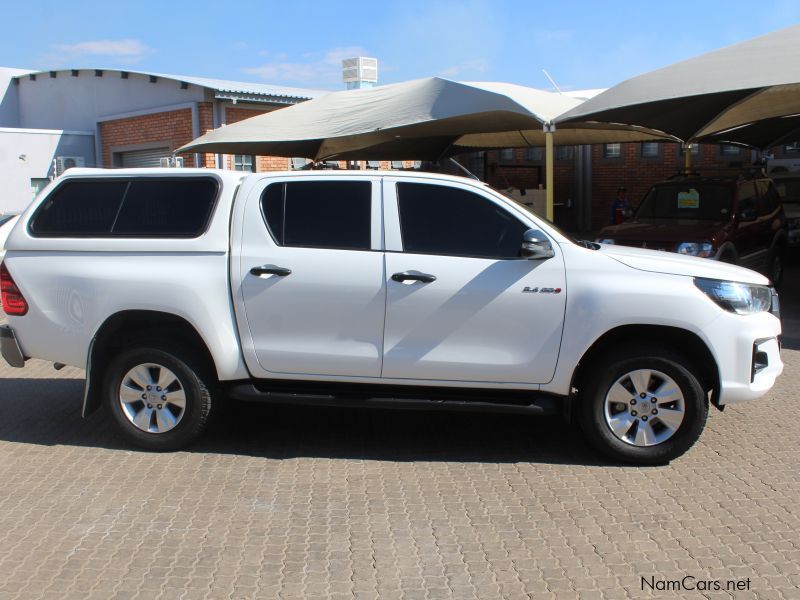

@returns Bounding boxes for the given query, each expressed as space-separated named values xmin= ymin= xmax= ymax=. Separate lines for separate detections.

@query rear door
xmin=381 ymin=178 xmax=566 ymax=384
xmin=237 ymin=176 xmax=386 ymax=378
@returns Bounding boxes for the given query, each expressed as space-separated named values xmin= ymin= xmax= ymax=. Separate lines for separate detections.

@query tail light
xmin=0 ymin=262 xmax=28 ymax=316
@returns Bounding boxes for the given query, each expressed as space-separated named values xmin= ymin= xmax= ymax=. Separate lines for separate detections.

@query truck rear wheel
xmin=578 ymin=346 xmax=708 ymax=464
xmin=103 ymin=344 xmax=213 ymax=451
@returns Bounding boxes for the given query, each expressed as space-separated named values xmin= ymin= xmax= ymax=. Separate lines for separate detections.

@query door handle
xmin=391 ymin=270 xmax=437 ymax=283
xmin=250 ymin=264 xmax=292 ymax=277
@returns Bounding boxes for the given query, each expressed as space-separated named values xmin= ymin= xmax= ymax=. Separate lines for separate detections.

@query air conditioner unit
xmin=55 ymin=156 xmax=85 ymax=176
xmin=159 ymin=156 xmax=185 ymax=168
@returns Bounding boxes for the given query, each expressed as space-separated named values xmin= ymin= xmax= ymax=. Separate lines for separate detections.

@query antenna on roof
xmin=542 ymin=69 xmax=563 ymax=94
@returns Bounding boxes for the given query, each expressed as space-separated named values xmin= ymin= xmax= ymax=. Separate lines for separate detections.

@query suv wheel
xmin=103 ymin=344 xmax=213 ymax=451
xmin=579 ymin=346 xmax=708 ymax=464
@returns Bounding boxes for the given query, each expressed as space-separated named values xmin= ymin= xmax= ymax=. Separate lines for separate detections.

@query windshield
xmin=635 ymin=183 xmax=733 ymax=220
xmin=774 ymin=178 xmax=800 ymax=204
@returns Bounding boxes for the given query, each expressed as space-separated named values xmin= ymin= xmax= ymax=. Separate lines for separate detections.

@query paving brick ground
xmin=1 ymin=271 xmax=799 ymax=600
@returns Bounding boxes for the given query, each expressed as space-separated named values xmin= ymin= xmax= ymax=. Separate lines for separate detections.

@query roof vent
xmin=342 ymin=57 xmax=378 ymax=90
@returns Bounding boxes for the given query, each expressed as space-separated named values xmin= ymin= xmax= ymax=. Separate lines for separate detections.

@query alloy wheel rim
xmin=119 ymin=363 xmax=186 ymax=434
xmin=603 ymin=368 xmax=685 ymax=447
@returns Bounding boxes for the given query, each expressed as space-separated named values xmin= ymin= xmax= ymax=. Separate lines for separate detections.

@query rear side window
xmin=31 ymin=181 xmax=128 ymax=235
xmin=113 ymin=179 xmax=218 ymax=236
xmin=261 ymin=181 xmax=372 ymax=250
xmin=30 ymin=178 xmax=219 ymax=237
xmin=396 ymin=182 xmax=528 ymax=258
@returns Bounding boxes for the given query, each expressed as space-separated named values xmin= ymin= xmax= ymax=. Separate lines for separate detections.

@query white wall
xmin=17 ymin=71 xmax=207 ymax=131
xmin=0 ymin=128 xmax=95 ymax=213
xmin=0 ymin=67 xmax=31 ymax=127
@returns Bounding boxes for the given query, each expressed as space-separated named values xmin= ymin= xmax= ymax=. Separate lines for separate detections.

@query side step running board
xmin=227 ymin=383 xmax=560 ymax=415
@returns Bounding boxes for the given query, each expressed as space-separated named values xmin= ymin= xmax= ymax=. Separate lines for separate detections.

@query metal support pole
xmin=545 ymin=124 xmax=555 ymax=222
xmin=684 ymin=142 xmax=692 ymax=173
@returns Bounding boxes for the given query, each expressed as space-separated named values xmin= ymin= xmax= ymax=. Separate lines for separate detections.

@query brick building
xmin=0 ymin=67 xmax=323 ymax=211
xmin=479 ymin=139 xmax=794 ymax=232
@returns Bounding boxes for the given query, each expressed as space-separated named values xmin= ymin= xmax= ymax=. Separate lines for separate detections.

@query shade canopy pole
xmin=684 ymin=142 xmax=692 ymax=172
xmin=544 ymin=123 xmax=555 ymax=222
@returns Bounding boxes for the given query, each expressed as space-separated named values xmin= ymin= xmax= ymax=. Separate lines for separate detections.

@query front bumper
xmin=706 ymin=312 xmax=783 ymax=404
xmin=0 ymin=325 xmax=25 ymax=368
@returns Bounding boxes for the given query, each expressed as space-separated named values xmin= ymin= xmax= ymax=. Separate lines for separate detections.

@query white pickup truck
xmin=0 ymin=168 xmax=783 ymax=463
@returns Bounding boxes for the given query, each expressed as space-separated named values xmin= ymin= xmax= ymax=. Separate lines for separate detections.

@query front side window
xmin=261 ymin=180 xmax=372 ymax=250
xmin=756 ymin=181 xmax=781 ymax=215
xmin=396 ymin=182 xmax=528 ymax=259
xmin=30 ymin=178 xmax=219 ymax=237
xmin=737 ymin=182 xmax=758 ymax=217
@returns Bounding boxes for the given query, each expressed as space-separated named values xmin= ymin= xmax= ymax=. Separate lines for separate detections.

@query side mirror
xmin=737 ymin=207 xmax=757 ymax=222
xmin=521 ymin=229 xmax=555 ymax=260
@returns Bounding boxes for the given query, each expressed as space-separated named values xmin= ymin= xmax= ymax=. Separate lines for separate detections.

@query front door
xmin=238 ymin=177 xmax=386 ymax=378
xmin=381 ymin=179 xmax=567 ymax=384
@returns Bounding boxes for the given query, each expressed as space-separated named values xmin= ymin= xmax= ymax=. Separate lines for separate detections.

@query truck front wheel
xmin=578 ymin=346 xmax=708 ymax=464
xmin=103 ymin=344 xmax=214 ymax=451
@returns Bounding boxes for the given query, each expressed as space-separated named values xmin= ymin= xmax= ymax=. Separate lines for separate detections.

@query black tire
xmin=578 ymin=346 xmax=708 ymax=464
xmin=102 ymin=343 xmax=214 ymax=451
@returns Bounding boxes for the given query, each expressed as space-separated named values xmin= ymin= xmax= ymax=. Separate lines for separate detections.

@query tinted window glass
xmin=737 ymin=182 xmax=758 ymax=216
xmin=397 ymin=183 xmax=528 ymax=258
xmin=31 ymin=181 xmax=128 ymax=235
xmin=774 ymin=177 xmax=800 ymax=203
xmin=635 ymin=183 xmax=733 ymax=221
xmin=113 ymin=179 xmax=218 ymax=236
xmin=756 ymin=181 xmax=781 ymax=214
xmin=31 ymin=178 xmax=218 ymax=237
xmin=261 ymin=181 xmax=371 ymax=250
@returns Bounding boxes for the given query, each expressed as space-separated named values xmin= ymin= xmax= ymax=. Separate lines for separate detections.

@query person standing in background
xmin=610 ymin=186 xmax=632 ymax=224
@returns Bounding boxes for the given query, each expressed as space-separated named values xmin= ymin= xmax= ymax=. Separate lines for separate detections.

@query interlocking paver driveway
xmin=1 ymin=271 xmax=799 ymax=599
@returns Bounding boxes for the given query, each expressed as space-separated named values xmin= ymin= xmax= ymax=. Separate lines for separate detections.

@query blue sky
xmin=3 ymin=1 xmax=799 ymax=92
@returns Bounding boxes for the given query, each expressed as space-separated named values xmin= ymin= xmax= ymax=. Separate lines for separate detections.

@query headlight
xmin=677 ymin=242 xmax=714 ymax=258
xmin=694 ymin=278 xmax=774 ymax=315
xmin=596 ymin=238 xmax=615 ymax=244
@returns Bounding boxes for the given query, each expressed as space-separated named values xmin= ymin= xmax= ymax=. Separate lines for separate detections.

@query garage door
xmin=118 ymin=147 xmax=171 ymax=168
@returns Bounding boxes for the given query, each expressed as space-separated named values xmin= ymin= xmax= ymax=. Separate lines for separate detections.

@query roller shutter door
xmin=118 ymin=147 xmax=171 ymax=168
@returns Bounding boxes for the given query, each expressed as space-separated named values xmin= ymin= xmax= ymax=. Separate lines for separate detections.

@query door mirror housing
xmin=737 ymin=207 xmax=758 ymax=222
xmin=521 ymin=229 xmax=555 ymax=259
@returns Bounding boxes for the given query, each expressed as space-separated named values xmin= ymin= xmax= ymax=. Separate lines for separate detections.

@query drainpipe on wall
xmin=191 ymin=102 xmax=201 ymax=168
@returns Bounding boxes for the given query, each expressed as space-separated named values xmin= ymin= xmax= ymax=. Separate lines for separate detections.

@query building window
xmin=679 ymin=144 xmax=700 ymax=155
xmin=524 ymin=147 xmax=543 ymax=161
xmin=783 ymin=142 xmax=800 ymax=154
xmin=603 ymin=143 xmax=621 ymax=158
xmin=30 ymin=178 xmax=50 ymax=199
xmin=556 ymin=146 xmax=574 ymax=161
xmin=641 ymin=142 xmax=660 ymax=158
xmin=498 ymin=148 xmax=514 ymax=162
xmin=720 ymin=144 xmax=741 ymax=156
xmin=233 ymin=155 xmax=255 ymax=172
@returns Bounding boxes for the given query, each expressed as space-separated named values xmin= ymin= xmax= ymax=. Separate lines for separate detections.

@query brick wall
xmin=100 ymin=108 xmax=196 ymax=167
xmin=482 ymin=143 xmax=747 ymax=231
xmin=589 ymin=142 xmax=744 ymax=230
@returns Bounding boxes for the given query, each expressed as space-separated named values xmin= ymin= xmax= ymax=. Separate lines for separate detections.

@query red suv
xmin=597 ymin=174 xmax=788 ymax=285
